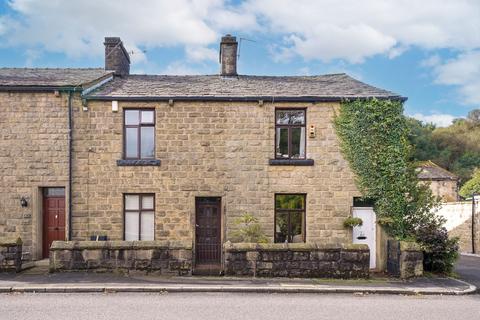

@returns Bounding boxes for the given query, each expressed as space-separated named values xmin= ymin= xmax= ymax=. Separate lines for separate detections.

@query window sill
xmin=269 ymin=159 xmax=314 ymax=166
xmin=116 ymin=159 xmax=161 ymax=166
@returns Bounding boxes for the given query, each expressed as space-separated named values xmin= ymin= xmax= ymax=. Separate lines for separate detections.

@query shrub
xmin=415 ymin=220 xmax=459 ymax=274
xmin=231 ymin=213 xmax=269 ymax=243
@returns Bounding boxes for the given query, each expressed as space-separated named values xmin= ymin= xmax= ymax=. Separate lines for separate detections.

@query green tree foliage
xmin=406 ymin=110 xmax=480 ymax=185
xmin=335 ymin=99 xmax=458 ymax=273
xmin=459 ymin=169 xmax=480 ymax=198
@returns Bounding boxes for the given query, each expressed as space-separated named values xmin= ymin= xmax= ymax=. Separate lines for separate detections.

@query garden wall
xmin=387 ymin=240 xmax=423 ymax=279
xmin=435 ymin=201 xmax=479 ymax=253
xmin=224 ymin=242 xmax=370 ymax=278
xmin=0 ymin=239 xmax=22 ymax=272
xmin=49 ymin=240 xmax=192 ymax=275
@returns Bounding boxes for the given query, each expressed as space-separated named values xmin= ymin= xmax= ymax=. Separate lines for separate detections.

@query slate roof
xmin=86 ymin=73 xmax=404 ymax=101
xmin=0 ymin=68 xmax=113 ymax=88
xmin=417 ymin=161 xmax=459 ymax=181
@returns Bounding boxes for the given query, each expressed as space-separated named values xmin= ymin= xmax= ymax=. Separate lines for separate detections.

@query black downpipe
xmin=68 ymin=91 xmax=73 ymax=241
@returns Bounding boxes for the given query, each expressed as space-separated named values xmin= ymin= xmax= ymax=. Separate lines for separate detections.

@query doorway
xmin=195 ymin=197 xmax=222 ymax=270
xmin=352 ymin=207 xmax=376 ymax=269
xmin=42 ymin=187 xmax=66 ymax=258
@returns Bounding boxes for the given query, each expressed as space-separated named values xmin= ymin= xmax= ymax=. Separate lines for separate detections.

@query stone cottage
xmin=417 ymin=160 xmax=459 ymax=202
xmin=0 ymin=36 xmax=404 ymax=273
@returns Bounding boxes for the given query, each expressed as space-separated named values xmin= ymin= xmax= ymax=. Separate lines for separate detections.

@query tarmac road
xmin=456 ymin=254 xmax=480 ymax=291
xmin=0 ymin=292 xmax=479 ymax=320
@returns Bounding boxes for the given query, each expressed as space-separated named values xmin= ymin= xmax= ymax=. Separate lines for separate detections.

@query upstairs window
xmin=275 ymin=194 xmax=306 ymax=243
xmin=124 ymin=109 xmax=155 ymax=159
xmin=275 ymin=109 xmax=306 ymax=159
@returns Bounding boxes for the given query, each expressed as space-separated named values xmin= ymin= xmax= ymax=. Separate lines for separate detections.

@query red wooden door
xmin=195 ymin=197 xmax=221 ymax=265
xmin=43 ymin=188 xmax=65 ymax=258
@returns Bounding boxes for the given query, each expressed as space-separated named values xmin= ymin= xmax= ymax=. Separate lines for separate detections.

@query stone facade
xmin=224 ymin=242 xmax=369 ymax=278
xmin=387 ymin=240 xmax=423 ymax=279
xmin=71 ymin=100 xmax=360 ymax=247
xmin=0 ymin=239 xmax=22 ymax=272
xmin=49 ymin=240 xmax=192 ymax=275
xmin=422 ymin=180 xmax=458 ymax=202
xmin=0 ymin=91 xmax=70 ymax=260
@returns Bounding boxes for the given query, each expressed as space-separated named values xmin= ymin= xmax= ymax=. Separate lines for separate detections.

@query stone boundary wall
xmin=224 ymin=242 xmax=370 ymax=278
xmin=0 ymin=239 xmax=22 ymax=272
xmin=50 ymin=240 xmax=192 ymax=275
xmin=435 ymin=201 xmax=479 ymax=253
xmin=387 ymin=240 xmax=423 ymax=279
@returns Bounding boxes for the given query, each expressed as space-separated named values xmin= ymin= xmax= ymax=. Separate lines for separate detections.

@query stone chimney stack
xmin=219 ymin=34 xmax=238 ymax=76
xmin=104 ymin=37 xmax=130 ymax=77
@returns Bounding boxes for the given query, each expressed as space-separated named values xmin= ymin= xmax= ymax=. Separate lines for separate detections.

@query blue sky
xmin=1 ymin=0 xmax=479 ymax=126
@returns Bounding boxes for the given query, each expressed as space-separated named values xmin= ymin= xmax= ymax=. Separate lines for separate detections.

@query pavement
xmin=0 ymin=265 xmax=476 ymax=295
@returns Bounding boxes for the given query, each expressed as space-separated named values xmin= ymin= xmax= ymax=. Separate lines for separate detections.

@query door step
xmin=193 ymin=264 xmax=222 ymax=276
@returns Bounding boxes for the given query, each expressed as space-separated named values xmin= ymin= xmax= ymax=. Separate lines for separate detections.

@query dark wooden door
xmin=195 ymin=197 xmax=221 ymax=265
xmin=43 ymin=188 xmax=66 ymax=258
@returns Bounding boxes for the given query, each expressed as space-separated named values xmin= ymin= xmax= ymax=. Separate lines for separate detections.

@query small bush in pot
xmin=343 ymin=216 xmax=363 ymax=228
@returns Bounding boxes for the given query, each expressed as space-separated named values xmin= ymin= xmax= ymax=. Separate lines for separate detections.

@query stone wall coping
xmin=0 ymin=238 xmax=22 ymax=247
xmin=398 ymin=240 xmax=422 ymax=252
xmin=50 ymin=240 xmax=192 ymax=251
xmin=224 ymin=242 xmax=369 ymax=252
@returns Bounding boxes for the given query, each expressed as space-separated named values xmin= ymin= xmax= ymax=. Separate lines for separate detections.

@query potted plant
xmin=343 ymin=216 xmax=363 ymax=228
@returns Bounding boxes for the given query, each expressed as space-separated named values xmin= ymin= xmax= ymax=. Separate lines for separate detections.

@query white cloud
xmin=185 ymin=46 xmax=218 ymax=62
xmin=163 ymin=61 xmax=202 ymax=75
xmin=411 ymin=113 xmax=457 ymax=127
xmin=420 ymin=55 xmax=441 ymax=68
xmin=244 ymin=0 xmax=480 ymax=63
xmin=0 ymin=0 xmax=255 ymax=64
xmin=431 ymin=51 xmax=480 ymax=105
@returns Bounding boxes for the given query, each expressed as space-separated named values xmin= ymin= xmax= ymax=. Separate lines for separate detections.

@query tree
xmin=459 ymin=169 xmax=480 ymax=198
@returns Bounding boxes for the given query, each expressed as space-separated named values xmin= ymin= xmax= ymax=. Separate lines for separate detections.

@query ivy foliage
xmin=335 ymin=99 xmax=437 ymax=238
xmin=334 ymin=98 xmax=458 ymax=273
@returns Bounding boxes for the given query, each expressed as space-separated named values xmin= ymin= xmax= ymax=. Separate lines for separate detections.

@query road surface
xmin=0 ymin=292 xmax=479 ymax=320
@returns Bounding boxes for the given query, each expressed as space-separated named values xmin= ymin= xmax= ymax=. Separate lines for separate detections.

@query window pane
xmin=276 ymin=127 xmax=289 ymax=158
xmin=141 ymin=212 xmax=155 ymax=240
xmin=126 ymin=128 xmax=138 ymax=158
xmin=140 ymin=127 xmax=155 ymax=158
xmin=125 ymin=110 xmax=139 ymax=125
xmin=276 ymin=110 xmax=305 ymax=125
xmin=141 ymin=110 xmax=154 ymax=123
xmin=125 ymin=195 xmax=140 ymax=210
xmin=275 ymin=211 xmax=288 ymax=243
xmin=44 ymin=187 xmax=65 ymax=197
xmin=276 ymin=111 xmax=290 ymax=125
xmin=290 ymin=211 xmax=304 ymax=243
xmin=291 ymin=127 xmax=305 ymax=159
xmin=289 ymin=110 xmax=305 ymax=125
xmin=125 ymin=211 xmax=139 ymax=240
xmin=276 ymin=194 xmax=305 ymax=210
xmin=142 ymin=196 xmax=154 ymax=210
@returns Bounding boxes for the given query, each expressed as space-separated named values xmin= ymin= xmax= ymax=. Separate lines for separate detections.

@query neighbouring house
xmin=0 ymin=35 xmax=405 ymax=274
xmin=417 ymin=160 xmax=459 ymax=202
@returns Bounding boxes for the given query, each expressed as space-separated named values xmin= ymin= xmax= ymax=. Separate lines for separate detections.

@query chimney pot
xmin=104 ymin=37 xmax=130 ymax=77
xmin=219 ymin=34 xmax=238 ymax=76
